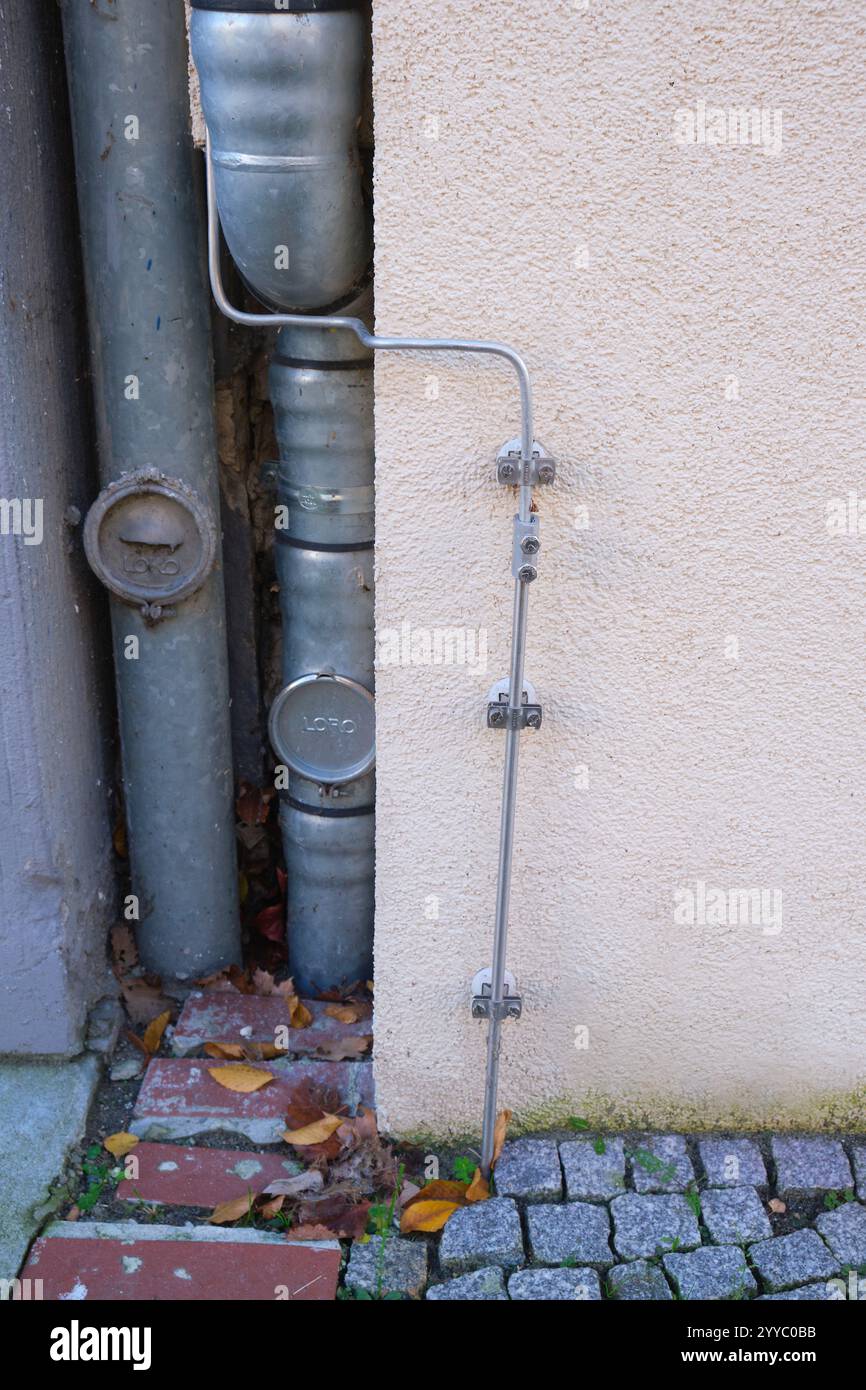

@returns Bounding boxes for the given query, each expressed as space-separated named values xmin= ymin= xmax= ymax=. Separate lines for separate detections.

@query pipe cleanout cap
xmin=269 ymin=673 xmax=375 ymax=784
xmin=190 ymin=2 xmax=364 ymax=11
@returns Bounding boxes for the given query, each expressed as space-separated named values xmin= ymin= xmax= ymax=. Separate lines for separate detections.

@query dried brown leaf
xmin=142 ymin=1009 xmax=170 ymax=1056
xmin=208 ymin=1063 xmax=273 ymax=1094
xmin=310 ymin=1034 xmax=371 ymax=1061
xmin=111 ymin=924 xmax=138 ymax=975
xmin=282 ymin=1114 xmax=344 ymax=1146
xmin=289 ymin=1223 xmax=335 ymax=1242
xmin=466 ymin=1168 xmax=490 ymax=1202
xmin=210 ymin=1193 xmax=255 ymax=1225
xmin=287 ymin=995 xmax=313 ymax=1030
xmin=262 ymin=1170 xmax=324 ymax=1199
xmin=257 ymin=1194 xmax=285 ymax=1220
xmin=405 ymin=1179 xmax=469 ymax=1207
xmin=400 ymin=1199 xmax=459 ymax=1234
xmin=491 ymin=1109 xmax=511 ymax=1167
xmin=118 ymin=974 xmax=171 ymax=1026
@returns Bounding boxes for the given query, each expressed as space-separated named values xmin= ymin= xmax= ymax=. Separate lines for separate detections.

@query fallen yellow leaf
xmin=282 ymin=1114 xmax=344 ymax=1145
xmin=210 ymin=1193 xmax=255 ymax=1225
xmin=257 ymin=1194 xmax=284 ymax=1220
xmin=104 ymin=1132 xmax=139 ymax=1159
xmin=204 ymin=1041 xmax=246 ymax=1060
xmin=409 ymin=1179 xmax=469 ymax=1205
xmin=205 ymin=1040 xmax=286 ymax=1062
xmin=492 ymin=1109 xmax=512 ymax=1167
xmin=324 ymin=1004 xmax=360 ymax=1024
xmin=207 ymin=1063 xmax=273 ymax=1093
xmin=287 ymin=995 xmax=313 ymax=1030
xmin=466 ymin=1167 xmax=490 ymax=1202
xmin=400 ymin=1199 xmax=459 ymax=1234
xmin=142 ymin=1009 xmax=171 ymax=1056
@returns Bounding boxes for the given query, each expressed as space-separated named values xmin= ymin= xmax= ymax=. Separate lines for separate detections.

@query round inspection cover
xmin=269 ymin=673 xmax=375 ymax=785
xmin=83 ymin=472 xmax=216 ymax=606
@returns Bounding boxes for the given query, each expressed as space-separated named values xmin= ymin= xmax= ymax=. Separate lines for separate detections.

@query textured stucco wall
xmin=371 ymin=0 xmax=866 ymax=1136
xmin=0 ymin=1 xmax=115 ymax=1054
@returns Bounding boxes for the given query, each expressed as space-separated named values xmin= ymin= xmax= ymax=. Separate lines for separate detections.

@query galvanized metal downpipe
xmin=191 ymin=0 xmax=374 ymax=996
xmin=268 ymin=304 xmax=376 ymax=993
xmin=191 ymin=0 xmax=540 ymax=1175
xmin=62 ymin=0 xmax=240 ymax=977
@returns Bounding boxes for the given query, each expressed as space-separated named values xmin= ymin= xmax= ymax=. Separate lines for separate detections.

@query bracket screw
xmin=525 ymin=711 xmax=541 ymax=729
xmin=521 ymin=534 xmax=540 ymax=555
xmin=538 ymin=462 xmax=555 ymax=484
xmin=489 ymin=707 xmax=505 ymax=726
xmin=498 ymin=462 xmax=516 ymax=482
xmin=517 ymin=563 xmax=537 ymax=583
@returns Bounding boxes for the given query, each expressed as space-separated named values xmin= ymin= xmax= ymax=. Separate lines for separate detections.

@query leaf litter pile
xmin=105 ymin=908 xmax=512 ymax=1254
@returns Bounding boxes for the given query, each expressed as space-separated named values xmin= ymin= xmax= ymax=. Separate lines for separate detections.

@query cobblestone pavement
xmin=373 ymin=1133 xmax=866 ymax=1301
xmin=20 ymin=986 xmax=865 ymax=1302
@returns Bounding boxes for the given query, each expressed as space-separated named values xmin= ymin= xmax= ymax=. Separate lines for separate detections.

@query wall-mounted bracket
xmin=471 ymin=967 xmax=523 ymax=1021
xmin=486 ymin=677 xmax=543 ymax=730
xmin=496 ymin=437 xmax=556 ymax=487
xmin=513 ymin=514 xmax=540 ymax=582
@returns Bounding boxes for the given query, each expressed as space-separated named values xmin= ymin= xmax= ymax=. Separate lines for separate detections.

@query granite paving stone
xmin=698 ymin=1138 xmax=768 ymax=1190
xmin=426 ymin=1267 xmax=507 ymax=1300
xmin=851 ymin=1146 xmax=866 ymax=1202
xmin=508 ymin=1267 xmax=601 ymax=1300
xmin=631 ymin=1135 xmax=695 ymax=1193
xmin=608 ymin=1259 xmax=673 ymax=1300
xmin=663 ymin=1246 xmax=757 ymax=1301
xmin=700 ymin=1187 xmax=772 ymax=1245
xmin=438 ymin=1197 xmax=524 ymax=1275
xmin=749 ymin=1229 xmax=839 ymax=1293
xmin=494 ymin=1139 xmax=562 ymax=1203
xmin=525 ymin=1201 xmax=612 ymax=1267
xmin=758 ymin=1281 xmax=841 ymax=1301
xmin=345 ymin=1236 xmax=428 ymax=1298
xmin=814 ymin=1201 xmax=866 ymax=1266
xmin=611 ymin=1193 xmax=701 ymax=1260
xmin=560 ymin=1137 xmax=626 ymax=1201
xmin=771 ymin=1137 xmax=853 ymax=1197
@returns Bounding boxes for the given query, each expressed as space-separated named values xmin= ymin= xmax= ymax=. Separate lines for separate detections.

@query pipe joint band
xmin=279 ymin=482 xmax=374 ymax=517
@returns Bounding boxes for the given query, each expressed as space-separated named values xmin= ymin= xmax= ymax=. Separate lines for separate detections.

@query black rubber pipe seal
xmin=271 ymin=354 xmax=369 ymax=373
xmin=275 ymin=533 xmax=373 ymax=553
xmin=192 ymin=2 xmax=364 ymax=12
xmin=281 ymin=793 xmax=374 ymax=818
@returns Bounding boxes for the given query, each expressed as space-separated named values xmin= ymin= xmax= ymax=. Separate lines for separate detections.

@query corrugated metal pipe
xmin=191 ymin=0 xmax=375 ymax=995
xmin=62 ymin=0 xmax=240 ymax=978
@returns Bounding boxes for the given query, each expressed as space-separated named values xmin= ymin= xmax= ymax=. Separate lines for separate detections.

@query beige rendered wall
xmin=371 ymin=0 xmax=866 ymax=1138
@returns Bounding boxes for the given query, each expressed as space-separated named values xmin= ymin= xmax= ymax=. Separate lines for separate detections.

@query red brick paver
xmin=131 ymin=1057 xmax=374 ymax=1143
xmin=116 ymin=1143 xmax=307 ymax=1208
xmin=172 ymin=991 xmax=370 ymax=1058
xmin=23 ymin=1223 xmax=339 ymax=1301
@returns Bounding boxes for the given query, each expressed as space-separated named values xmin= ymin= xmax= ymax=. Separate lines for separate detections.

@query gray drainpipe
xmin=62 ymin=0 xmax=240 ymax=978
xmin=191 ymin=0 xmax=374 ymax=994
xmin=192 ymin=0 xmax=548 ymax=1172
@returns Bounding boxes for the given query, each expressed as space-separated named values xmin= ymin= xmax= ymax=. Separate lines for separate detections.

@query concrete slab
xmin=172 ymin=991 xmax=369 ymax=1057
xmin=22 ymin=1221 xmax=340 ymax=1300
xmin=0 ymin=1055 xmax=100 ymax=1282
xmin=130 ymin=1057 xmax=374 ymax=1143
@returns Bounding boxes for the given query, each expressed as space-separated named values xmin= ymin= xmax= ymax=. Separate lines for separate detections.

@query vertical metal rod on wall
xmin=62 ymin=0 xmax=240 ymax=978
